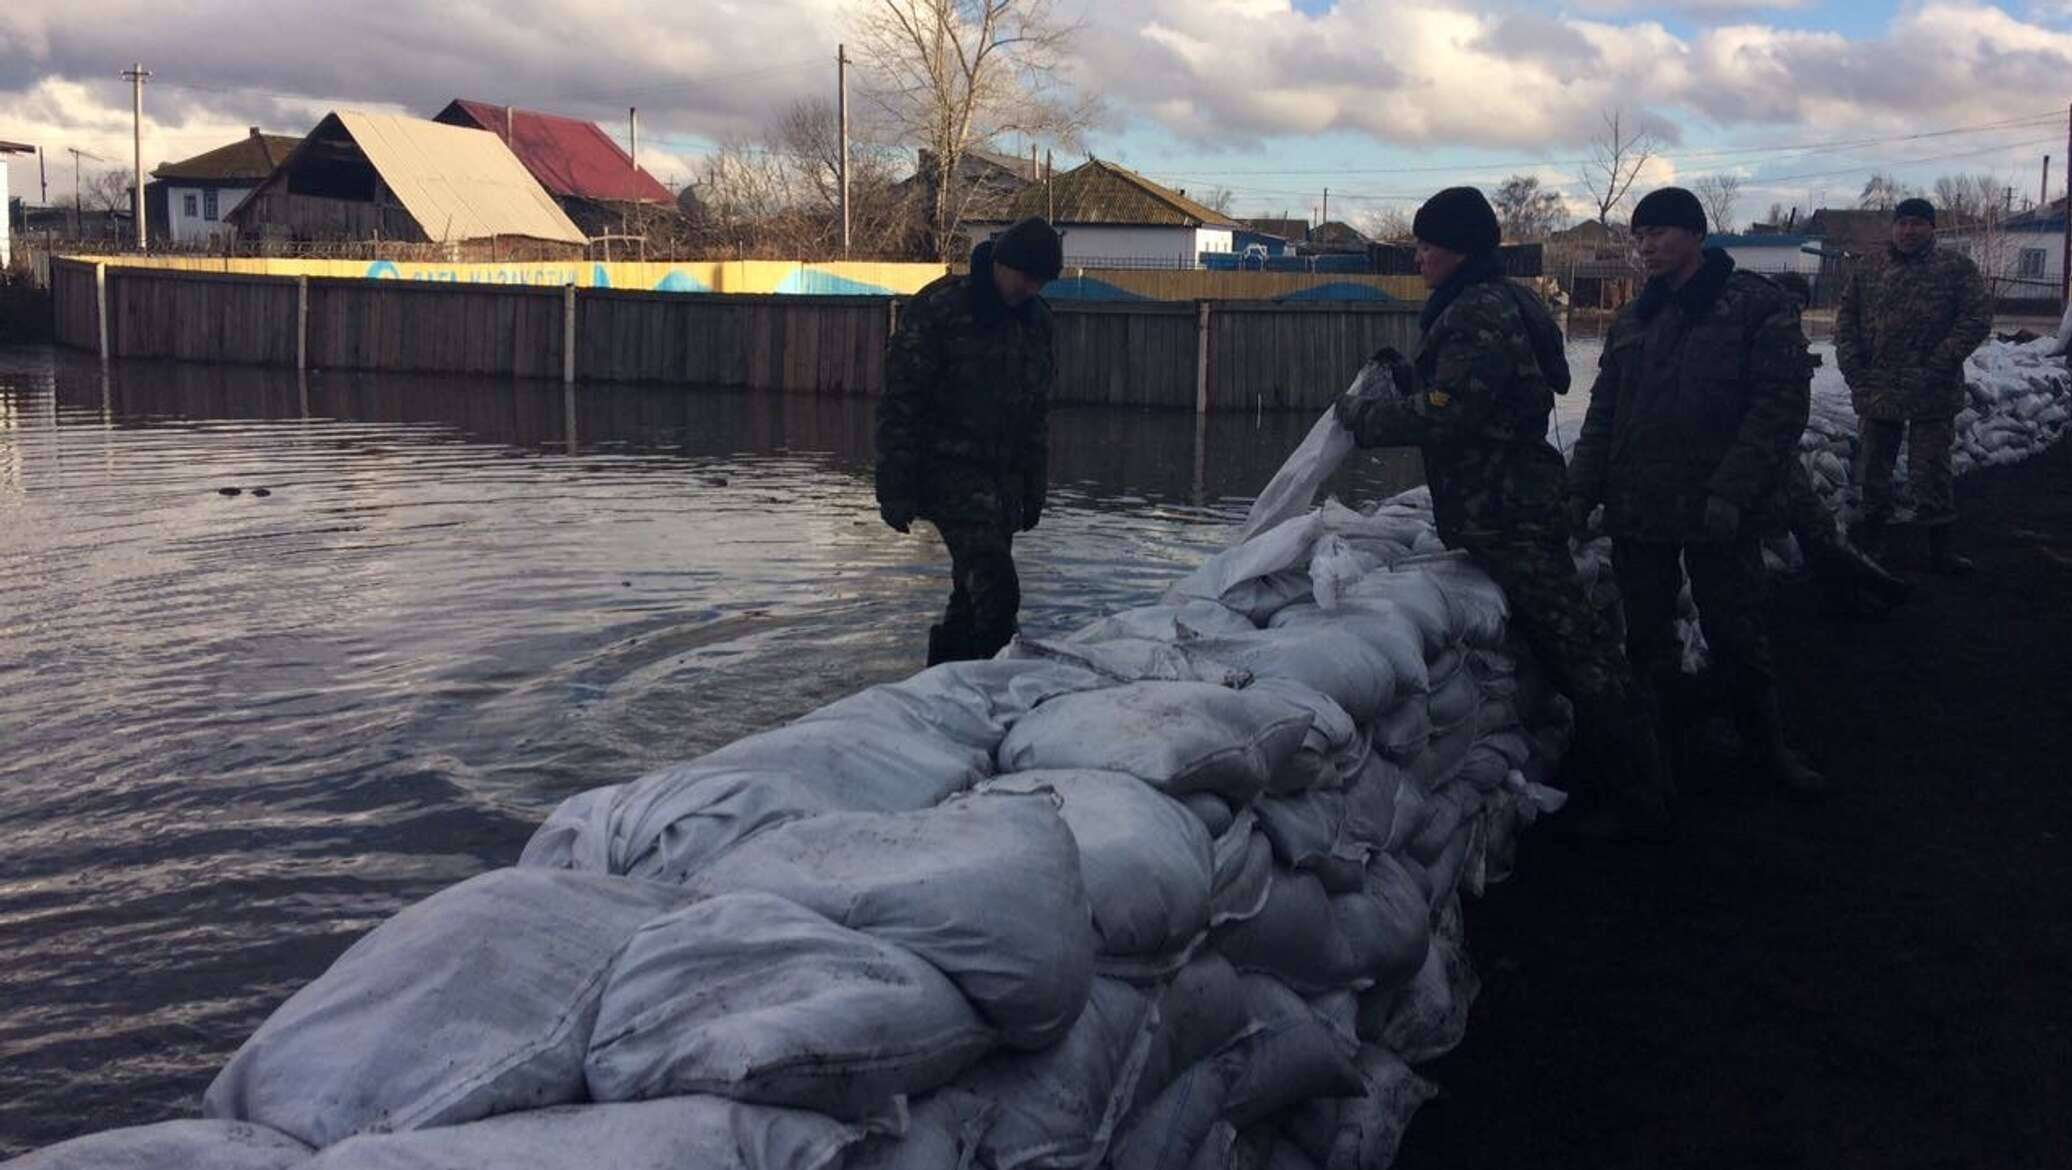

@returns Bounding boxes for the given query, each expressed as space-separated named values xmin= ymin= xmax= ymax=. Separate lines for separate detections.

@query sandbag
xmin=954 ymin=979 xmax=1161 ymax=1170
xmin=1 ymin=1121 xmax=311 ymax=1170
xmin=1341 ymin=755 xmax=1408 ymax=850
xmin=1066 ymin=602 xmax=1261 ymax=644
xmin=1404 ymin=552 xmax=1509 ymax=650
xmin=1182 ymin=791 xmax=1237 ymax=837
xmin=528 ymin=768 xmax=845 ymax=884
xmin=584 ymin=892 xmax=994 ymax=1119
xmin=682 ymin=795 xmax=1095 ymax=1051
xmin=1234 ymin=408 xmax=1356 ymax=542
xmin=1181 ymin=628 xmax=1400 ymax=725
xmin=1007 ymin=636 xmax=1246 ymax=687
xmin=1373 ymin=928 xmax=1479 ymax=1063
xmin=847 ymin=1090 xmax=996 ymax=1170
xmin=694 ymin=715 xmax=994 ymax=811
xmin=1222 ymin=976 xmax=1361 ymax=1128
xmin=997 ymin=682 xmax=1314 ymax=804
xmin=1209 ymin=813 xmax=1275 ymax=927
xmin=804 ymin=659 xmax=1104 ymax=751
xmin=1263 ymin=607 xmax=1430 ymax=699
xmin=981 ymin=771 xmax=1215 ymax=966
xmin=1214 ymin=870 xmax=1362 ymax=994
xmin=1308 ymin=535 xmax=1374 ymax=612
xmin=204 ymin=869 xmax=691 ymax=1148
xmin=1129 ymin=952 xmax=1252 ymax=1117
xmin=298 ymin=1096 xmax=876 ymax=1170
xmin=1341 ymin=570 xmax=1457 ymax=656
xmin=1281 ymin=1048 xmax=1436 ymax=1170
xmin=1109 ymin=1052 xmax=1245 ymax=1170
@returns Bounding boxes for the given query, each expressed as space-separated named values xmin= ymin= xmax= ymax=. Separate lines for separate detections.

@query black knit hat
xmin=1412 ymin=187 xmax=1502 ymax=256
xmin=1631 ymin=187 xmax=1707 ymax=235
xmin=1894 ymin=198 xmax=1936 ymax=225
xmin=991 ymin=217 xmax=1063 ymax=282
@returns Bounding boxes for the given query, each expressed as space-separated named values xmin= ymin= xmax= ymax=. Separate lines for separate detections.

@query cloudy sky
xmin=4 ymin=0 xmax=2070 ymax=230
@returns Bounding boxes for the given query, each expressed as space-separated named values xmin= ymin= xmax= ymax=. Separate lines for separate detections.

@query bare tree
xmin=1578 ymin=110 xmax=1657 ymax=226
xmin=82 ymin=168 xmax=136 ymax=213
xmin=1932 ymin=173 xmax=2003 ymax=225
xmin=1764 ymin=201 xmax=1789 ymax=228
xmin=1350 ymin=206 xmax=1413 ymax=242
xmin=1491 ymin=174 xmax=1566 ymax=241
xmin=1857 ymin=172 xmax=1917 ymax=211
xmin=1201 ymin=186 xmax=1236 ymax=216
xmin=1693 ymin=174 xmax=1742 ymax=234
xmin=856 ymin=0 xmax=1099 ymax=260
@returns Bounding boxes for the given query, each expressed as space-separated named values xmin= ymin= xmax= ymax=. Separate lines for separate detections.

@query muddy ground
xmin=1398 ymin=438 xmax=2072 ymax=1170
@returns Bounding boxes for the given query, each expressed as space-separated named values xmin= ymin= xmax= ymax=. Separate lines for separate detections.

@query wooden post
xmin=1194 ymin=300 xmax=1211 ymax=416
xmin=295 ymin=276 xmax=309 ymax=371
xmin=95 ymin=262 xmax=109 ymax=364
xmin=562 ymin=283 xmax=577 ymax=385
xmin=888 ymin=296 xmax=900 ymax=336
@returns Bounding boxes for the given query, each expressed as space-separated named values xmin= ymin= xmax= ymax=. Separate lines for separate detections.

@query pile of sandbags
xmin=8 ymin=412 xmax=1568 ymax=1170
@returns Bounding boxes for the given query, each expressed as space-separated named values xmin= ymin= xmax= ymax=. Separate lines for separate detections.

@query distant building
xmin=1708 ymin=232 xmax=1819 ymax=276
xmin=1305 ymin=220 xmax=1370 ymax=254
xmin=147 ymin=128 xmax=301 ymax=246
xmin=0 ymin=140 xmax=32 ymax=266
xmin=227 ymin=111 xmax=587 ymax=256
xmin=1941 ymin=198 xmax=2067 ymax=307
xmin=431 ymin=100 xmax=673 ymax=237
xmin=966 ymin=158 xmax=1240 ymax=269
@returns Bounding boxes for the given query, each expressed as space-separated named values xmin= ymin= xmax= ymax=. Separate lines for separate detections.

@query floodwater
xmin=0 ymin=347 xmax=1431 ymax=1151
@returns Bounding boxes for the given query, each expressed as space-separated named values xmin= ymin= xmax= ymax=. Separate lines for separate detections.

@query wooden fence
xmin=49 ymin=258 xmax=1420 ymax=413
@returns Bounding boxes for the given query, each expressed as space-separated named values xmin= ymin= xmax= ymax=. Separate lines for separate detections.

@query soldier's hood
xmin=1634 ymin=246 xmax=1735 ymax=323
xmin=967 ymin=240 xmax=1040 ymax=325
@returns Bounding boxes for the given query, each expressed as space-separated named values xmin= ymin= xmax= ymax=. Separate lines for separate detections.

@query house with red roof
xmin=432 ymin=100 xmax=674 ymax=239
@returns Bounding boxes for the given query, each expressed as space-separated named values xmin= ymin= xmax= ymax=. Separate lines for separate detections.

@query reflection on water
xmin=0 ymin=347 xmax=1422 ymax=1151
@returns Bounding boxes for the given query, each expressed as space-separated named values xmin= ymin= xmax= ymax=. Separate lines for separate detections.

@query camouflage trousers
xmin=1858 ymin=416 xmax=1956 ymax=527
xmin=1612 ymin=536 xmax=1776 ymax=726
xmin=1462 ymin=532 xmax=1670 ymax=802
xmin=931 ymin=521 xmax=1022 ymax=665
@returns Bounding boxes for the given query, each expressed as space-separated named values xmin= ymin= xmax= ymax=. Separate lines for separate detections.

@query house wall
xmin=165 ymin=183 xmax=257 ymax=244
xmin=1943 ymin=228 xmax=2066 ymax=290
xmin=1719 ymin=243 xmax=1820 ymax=275
xmin=231 ymin=189 xmax=421 ymax=242
xmin=1 ymin=163 xmax=10 ymax=268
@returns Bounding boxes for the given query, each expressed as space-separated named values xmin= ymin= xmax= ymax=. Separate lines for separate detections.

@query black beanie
xmin=991 ymin=217 xmax=1063 ymax=282
xmin=1631 ymin=187 xmax=1707 ymax=235
xmin=1894 ymin=198 xmax=1936 ymax=225
xmin=1412 ymin=187 xmax=1501 ymax=256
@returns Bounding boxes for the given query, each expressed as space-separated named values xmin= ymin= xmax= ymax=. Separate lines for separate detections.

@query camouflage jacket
xmin=875 ymin=241 xmax=1056 ymax=530
xmin=1836 ymin=243 xmax=1991 ymax=421
xmin=1344 ymin=269 xmax=1570 ymax=545
xmin=1568 ymin=250 xmax=1813 ymax=543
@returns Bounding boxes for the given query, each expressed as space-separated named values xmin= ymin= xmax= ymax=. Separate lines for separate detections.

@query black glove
xmin=1566 ymin=494 xmax=1596 ymax=536
xmin=1702 ymin=495 xmax=1742 ymax=542
xmin=879 ymin=498 xmax=915 ymax=534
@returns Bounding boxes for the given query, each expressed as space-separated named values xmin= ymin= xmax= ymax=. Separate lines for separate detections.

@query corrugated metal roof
xmin=153 ymin=132 xmax=302 ymax=183
xmin=334 ymin=111 xmax=586 ymax=244
xmin=985 ymin=159 xmax=1243 ymax=228
xmin=437 ymin=100 xmax=673 ymax=205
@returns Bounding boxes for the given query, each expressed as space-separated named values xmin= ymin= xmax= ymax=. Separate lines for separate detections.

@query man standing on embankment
xmin=875 ymin=217 xmax=1063 ymax=666
xmin=1837 ymin=197 xmax=1993 ymax=574
xmin=1568 ymin=187 xmax=1825 ymax=797
xmin=1336 ymin=187 xmax=1674 ymax=841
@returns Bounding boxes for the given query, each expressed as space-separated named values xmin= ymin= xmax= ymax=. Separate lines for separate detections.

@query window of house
xmin=203 ymin=189 xmax=219 ymax=221
xmin=2018 ymin=248 xmax=2046 ymax=279
xmin=182 ymin=193 xmax=198 ymax=219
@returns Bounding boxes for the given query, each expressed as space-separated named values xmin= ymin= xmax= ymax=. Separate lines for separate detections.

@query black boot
xmin=1806 ymin=539 xmax=1913 ymax=616
xmin=1852 ymin=517 xmax=1888 ymax=561
xmin=1567 ymin=693 xmax=1678 ymax=843
xmin=1927 ymin=525 xmax=1975 ymax=577
xmin=925 ymin=623 xmax=967 ymax=667
xmin=1738 ymin=689 xmax=1828 ymax=799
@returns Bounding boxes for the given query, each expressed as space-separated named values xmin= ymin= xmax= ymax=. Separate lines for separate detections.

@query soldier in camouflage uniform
xmin=1567 ymin=187 xmax=1824 ymax=796
xmin=876 ymin=217 xmax=1062 ymax=666
xmin=1338 ymin=187 xmax=1673 ymax=840
xmin=1836 ymin=197 xmax=1993 ymax=574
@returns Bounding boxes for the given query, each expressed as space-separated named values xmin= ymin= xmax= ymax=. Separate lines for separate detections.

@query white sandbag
xmin=955 ymin=979 xmax=1161 ymax=1170
xmin=1370 ymin=698 xmax=1433 ymax=763
xmin=1109 ymin=1053 xmax=1245 ymax=1170
xmin=1307 ymin=535 xmax=1373 ymax=612
xmin=1218 ymin=571 xmax=1316 ymax=626
xmin=584 ymin=892 xmax=993 ymax=1119
xmin=980 ymin=770 xmax=1215 ymax=966
xmin=682 ymin=795 xmax=1094 ymax=1051
xmin=847 ymin=1090 xmax=996 ymax=1170
xmin=1066 ymin=601 xmax=1260 ymax=644
xmin=529 ymin=768 xmax=841 ymax=884
xmin=1189 ymin=1123 xmax=1239 ymax=1170
xmin=1222 ymin=977 xmax=1361 ymax=1128
xmin=1254 ymin=790 xmax=1351 ymax=873
xmin=1323 ymin=1048 xmax=1439 ymax=1170
xmin=518 ymin=783 xmax=621 ymax=873
xmin=1166 ymin=513 xmax=1321 ymax=610
xmin=1239 ymin=678 xmax=1366 ymax=795
xmin=1348 ymin=852 xmax=1433 ymax=995
xmin=1373 ymin=927 xmax=1479 ymax=1064
xmin=1340 ymin=755 xmax=1407 ymax=851
xmin=997 ymin=682 xmax=1314 ymax=804
xmin=299 ymin=1096 xmax=876 ymax=1170
xmin=1400 ymin=552 xmax=1509 ymax=650
xmin=1408 ymin=717 xmax=1478 ymax=793
xmin=1213 ymin=870 xmax=1368 ymax=994
xmin=1182 ymin=627 xmax=1400 ymax=725
xmin=1129 ymin=952 xmax=1253 ymax=1117
xmin=1266 ymin=606 xmax=1431 ymax=698
xmin=1006 ymin=637 xmax=1245 ymax=687
xmin=1210 ymin=813 xmax=1275 ymax=927
xmin=1426 ymin=655 xmax=1480 ymax=732
xmin=1236 ymin=407 xmax=1357 ymax=542
xmin=204 ymin=869 xmax=691 ymax=1149
xmin=1182 ymin=791 xmax=1237 ymax=837
xmin=1 ymin=1121 xmax=312 ymax=1170
xmin=694 ymin=715 xmax=995 ymax=812
xmin=1342 ymin=570 xmax=1457 ymax=656
xmin=805 ymin=659 xmax=1104 ymax=751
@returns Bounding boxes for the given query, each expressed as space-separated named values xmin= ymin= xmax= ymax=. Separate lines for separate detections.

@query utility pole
xmin=38 ymin=145 xmax=47 ymax=205
xmin=124 ymin=62 xmax=149 ymax=250
xmin=2045 ymin=157 xmax=2052 ymax=213
xmin=1321 ymin=186 xmax=1329 ymax=227
xmin=1045 ymin=149 xmax=1053 ymax=223
xmin=837 ymin=43 xmax=851 ymax=257
xmin=628 ymin=107 xmax=639 ymax=172
xmin=2062 ymin=101 xmax=2071 ymax=310
xmin=67 ymin=147 xmax=103 ymax=236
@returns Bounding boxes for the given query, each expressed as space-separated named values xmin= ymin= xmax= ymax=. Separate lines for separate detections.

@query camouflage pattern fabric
xmin=1569 ymin=263 xmax=1813 ymax=543
xmin=1858 ymin=415 xmax=1957 ymax=526
xmin=935 ymin=520 xmax=1022 ymax=663
xmin=1340 ymin=276 xmax=1569 ymax=546
xmin=1836 ymin=244 xmax=1991 ymax=422
xmin=1613 ymin=535 xmax=1776 ymax=722
xmin=875 ymin=248 xmax=1055 ymax=532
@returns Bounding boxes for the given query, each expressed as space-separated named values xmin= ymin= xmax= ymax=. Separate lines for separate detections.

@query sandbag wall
xmin=7 ymin=485 xmax=1567 ymax=1170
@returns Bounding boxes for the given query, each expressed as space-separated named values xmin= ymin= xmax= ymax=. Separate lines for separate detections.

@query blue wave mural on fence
xmin=775 ymin=270 xmax=898 ymax=296
xmin=1039 ymin=277 xmax=1151 ymax=302
xmin=652 ymin=271 xmax=713 ymax=293
xmin=1278 ymin=282 xmax=1401 ymax=303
